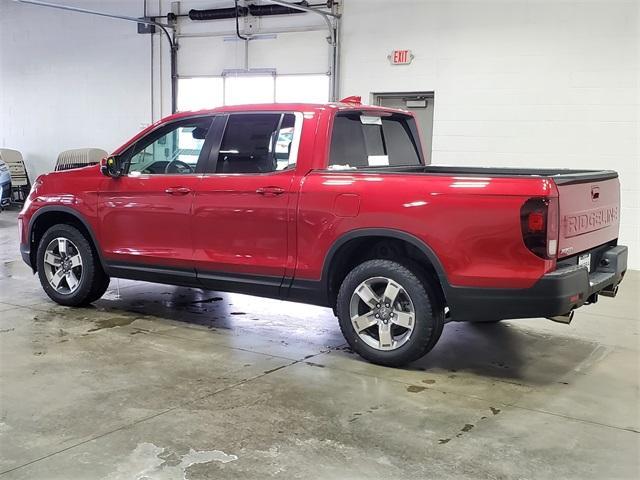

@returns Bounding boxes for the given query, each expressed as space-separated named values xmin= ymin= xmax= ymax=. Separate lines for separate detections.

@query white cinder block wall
xmin=1 ymin=0 xmax=638 ymax=268
xmin=340 ymin=0 xmax=639 ymax=269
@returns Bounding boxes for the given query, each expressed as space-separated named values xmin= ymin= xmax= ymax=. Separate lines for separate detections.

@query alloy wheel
xmin=43 ymin=237 xmax=83 ymax=294
xmin=349 ymin=276 xmax=416 ymax=351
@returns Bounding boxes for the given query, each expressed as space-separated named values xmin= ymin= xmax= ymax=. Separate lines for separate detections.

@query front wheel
xmin=336 ymin=259 xmax=444 ymax=367
xmin=36 ymin=224 xmax=110 ymax=306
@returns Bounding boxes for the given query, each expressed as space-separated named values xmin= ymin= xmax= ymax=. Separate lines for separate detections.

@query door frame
xmin=370 ymin=91 xmax=434 ymax=105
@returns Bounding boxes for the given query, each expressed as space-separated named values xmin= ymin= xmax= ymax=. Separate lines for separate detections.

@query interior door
xmin=98 ymin=116 xmax=214 ymax=273
xmin=192 ymin=112 xmax=301 ymax=296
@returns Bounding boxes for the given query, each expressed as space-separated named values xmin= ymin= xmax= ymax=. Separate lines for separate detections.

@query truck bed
xmin=356 ymin=165 xmax=618 ymax=185
xmin=351 ymin=163 xmax=621 ymax=260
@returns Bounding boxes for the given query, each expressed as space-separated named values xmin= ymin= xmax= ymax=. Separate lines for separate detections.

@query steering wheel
xmin=164 ymin=159 xmax=194 ymax=174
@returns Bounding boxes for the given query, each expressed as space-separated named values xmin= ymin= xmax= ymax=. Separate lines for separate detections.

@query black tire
xmin=84 ymin=273 xmax=111 ymax=305
xmin=336 ymin=259 xmax=444 ymax=367
xmin=36 ymin=224 xmax=110 ymax=307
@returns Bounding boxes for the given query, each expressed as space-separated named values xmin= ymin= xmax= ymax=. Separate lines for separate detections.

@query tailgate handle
xmin=256 ymin=186 xmax=285 ymax=196
xmin=165 ymin=187 xmax=191 ymax=195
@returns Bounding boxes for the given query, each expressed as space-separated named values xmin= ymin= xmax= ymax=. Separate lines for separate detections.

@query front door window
xmin=127 ymin=117 xmax=212 ymax=175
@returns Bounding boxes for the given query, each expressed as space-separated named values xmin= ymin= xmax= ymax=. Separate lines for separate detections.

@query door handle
xmin=256 ymin=186 xmax=285 ymax=196
xmin=165 ymin=187 xmax=192 ymax=195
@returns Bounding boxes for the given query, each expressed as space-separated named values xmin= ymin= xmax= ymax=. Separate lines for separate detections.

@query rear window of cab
xmin=328 ymin=112 xmax=424 ymax=170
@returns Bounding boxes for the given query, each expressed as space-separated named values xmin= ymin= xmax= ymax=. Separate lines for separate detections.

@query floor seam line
xmin=501 ymin=403 xmax=640 ymax=433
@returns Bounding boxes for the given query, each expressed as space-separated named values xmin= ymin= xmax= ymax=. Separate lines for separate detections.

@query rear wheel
xmin=336 ymin=259 xmax=444 ymax=367
xmin=36 ymin=224 xmax=110 ymax=306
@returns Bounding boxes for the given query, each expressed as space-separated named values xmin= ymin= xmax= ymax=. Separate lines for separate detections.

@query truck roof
xmin=163 ymin=102 xmax=411 ymax=123
xmin=113 ymin=102 xmax=413 ymax=156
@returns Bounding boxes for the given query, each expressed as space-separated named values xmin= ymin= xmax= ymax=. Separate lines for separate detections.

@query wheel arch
xmin=322 ymin=228 xmax=450 ymax=309
xmin=28 ymin=206 xmax=105 ymax=273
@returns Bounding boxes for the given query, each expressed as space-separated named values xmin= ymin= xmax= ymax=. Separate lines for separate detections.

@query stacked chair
xmin=55 ymin=148 xmax=108 ymax=172
xmin=0 ymin=149 xmax=30 ymax=203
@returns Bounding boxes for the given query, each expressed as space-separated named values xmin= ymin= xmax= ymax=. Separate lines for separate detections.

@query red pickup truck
xmin=18 ymin=101 xmax=628 ymax=366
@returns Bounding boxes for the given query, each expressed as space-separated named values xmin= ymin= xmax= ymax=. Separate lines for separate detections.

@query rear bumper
xmin=448 ymin=245 xmax=627 ymax=322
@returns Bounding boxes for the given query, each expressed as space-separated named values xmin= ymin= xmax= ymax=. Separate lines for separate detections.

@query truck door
xmin=192 ymin=112 xmax=302 ymax=297
xmin=98 ymin=116 xmax=214 ymax=277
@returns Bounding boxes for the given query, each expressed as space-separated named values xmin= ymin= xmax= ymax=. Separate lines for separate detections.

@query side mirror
xmin=100 ymin=156 xmax=123 ymax=178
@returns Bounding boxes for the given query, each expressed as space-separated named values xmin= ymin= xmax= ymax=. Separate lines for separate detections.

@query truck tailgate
xmin=557 ymin=177 xmax=620 ymax=258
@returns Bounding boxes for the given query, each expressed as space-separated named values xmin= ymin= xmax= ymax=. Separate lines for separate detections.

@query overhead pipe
xmin=263 ymin=0 xmax=340 ymax=18
xmin=248 ymin=2 xmax=310 ymax=16
xmin=188 ymin=6 xmax=248 ymax=21
xmin=233 ymin=0 xmax=250 ymax=41
xmin=176 ymin=25 xmax=327 ymax=39
xmin=189 ymin=2 xmax=309 ymax=21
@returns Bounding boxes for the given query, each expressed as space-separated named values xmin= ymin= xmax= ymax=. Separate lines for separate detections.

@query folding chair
xmin=0 ymin=149 xmax=30 ymax=203
xmin=55 ymin=148 xmax=108 ymax=172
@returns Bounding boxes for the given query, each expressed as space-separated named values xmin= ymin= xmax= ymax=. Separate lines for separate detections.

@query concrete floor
xmin=0 ymin=207 xmax=638 ymax=480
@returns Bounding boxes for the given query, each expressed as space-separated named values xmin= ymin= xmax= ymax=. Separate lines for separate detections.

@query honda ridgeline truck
xmin=18 ymin=101 xmax=628 ymax=366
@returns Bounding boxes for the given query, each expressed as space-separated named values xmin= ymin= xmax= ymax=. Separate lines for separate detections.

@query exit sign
xmin=388 ymin=49 xmax=414 ymax=65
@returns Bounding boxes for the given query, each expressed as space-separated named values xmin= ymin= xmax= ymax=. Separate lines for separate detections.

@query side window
xmin=382 ymin=117 xmax=422 ymax=166
xmin=216 ymin=113 xmax=297 ymax=174
xmin=328 ymin=113 xmax=422 ymax=169
xmin=127 ymin=117 xmax=212 ymax=175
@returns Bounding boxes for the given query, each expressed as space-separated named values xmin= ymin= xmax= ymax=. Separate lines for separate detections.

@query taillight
xmin=528 ymin=211 xmax=545 ymax=232
xmin=520 ymin=197 xmax=558 ymax=259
